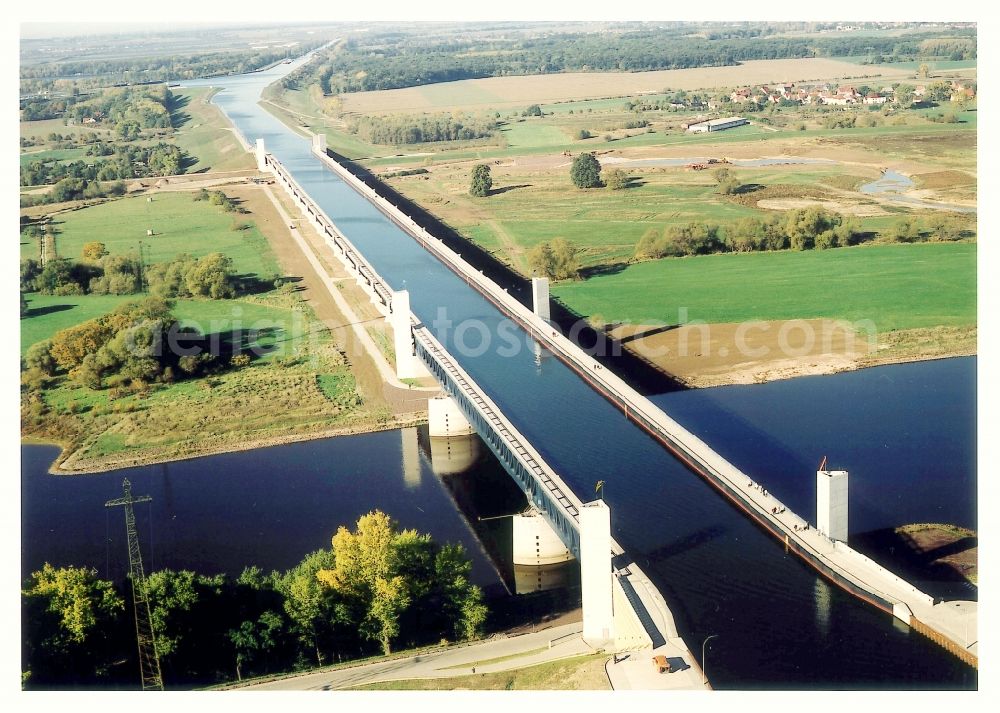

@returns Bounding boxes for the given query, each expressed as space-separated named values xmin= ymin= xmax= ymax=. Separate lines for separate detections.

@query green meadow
xmin=22 ymin=191 xmax=279 ymax=278
xmin=552 ymin=242 xmax=976 ymax=331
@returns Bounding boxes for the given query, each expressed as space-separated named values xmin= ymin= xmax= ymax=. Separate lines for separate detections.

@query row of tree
xmin=22 ymin=511 xmax=488 ymax=689
xmin=311 ymin=27 xmax=975 ymax=94
xmin=347 ymin=113 xmax=497 ymax=145
xmin=19 ymin=41 xmax=328 ymax=94
xmin=20 ymin=249 xmax=240 ymax=300
xmin=20 ymin=177 xmax=126 ymax=207
xmin=632 ymin=208 xmax=970 ymax=261
xmin=20 ymin=143 xmax=186 ymax=186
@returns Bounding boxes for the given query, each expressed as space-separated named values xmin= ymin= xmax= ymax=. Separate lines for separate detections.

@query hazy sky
xmin=20 ymin=22 xmax=285 ymax=40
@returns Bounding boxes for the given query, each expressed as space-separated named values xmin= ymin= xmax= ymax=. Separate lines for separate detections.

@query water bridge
xmin=258 ymin=135 xmax=976 ymax=670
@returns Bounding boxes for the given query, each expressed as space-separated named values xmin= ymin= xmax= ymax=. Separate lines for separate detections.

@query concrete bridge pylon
xmin=580 ymin=499 xmax=615 ymax=647
xmin=427 ymin=394 xmax=475 ymax=438
xmin=388 ymin=291 xmax=431 ymax=380
xmin=255 ymin=138 xmax=267 ymax=172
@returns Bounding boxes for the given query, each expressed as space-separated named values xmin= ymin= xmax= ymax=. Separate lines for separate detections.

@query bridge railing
xmin=266 ymin=154 xmax=392 ymax=310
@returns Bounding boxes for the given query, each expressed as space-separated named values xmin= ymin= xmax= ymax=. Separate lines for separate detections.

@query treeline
xmin=310 ymin=27 xmax=976 ymax=94
xmin=21 ymin=511 xmax=487 ymax=689
xmin=20 ymin=143 xmax=186 ymax=186
xmin=19 ymin=41 xmax=327 ymax=94
xmin=347 ymin=113 xmax=497 ymax=145
xmin=20 ymin=177 xmax=126 ymax=206
xmin=633 ymin=208 xmax=971 ymax=260
xmin=21 ymin=250 xmax=242 ymax=300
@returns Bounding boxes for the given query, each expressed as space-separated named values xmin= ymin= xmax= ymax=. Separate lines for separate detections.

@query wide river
xmin=23 ymin=53 xmax=976 ymax=689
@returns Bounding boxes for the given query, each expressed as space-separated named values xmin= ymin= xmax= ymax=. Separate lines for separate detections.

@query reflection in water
xmin=514 ymin=561 xmax=578 ymax=594
xmin=428 ymin=434 xmax=481 ymax=476
xmin=401 ymin=427 xmax=421 ymax=489
xmin=814 ymin=578 xmax=832 ymax=638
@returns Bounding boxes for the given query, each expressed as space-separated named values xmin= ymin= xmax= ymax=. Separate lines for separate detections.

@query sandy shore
xmin=608 ymin=320 xmax=975 ymax=389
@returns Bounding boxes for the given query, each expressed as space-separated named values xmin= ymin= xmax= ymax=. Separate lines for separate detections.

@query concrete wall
xmin=427 ymin=395 xmax=475 ymax=438
xmin=612 ymin=576 xmax=654 ymax=651
xmin=817 ymin=470 xmax=848 ymax=542
xmin=531 ymin=277 xmax=551 ymax=321
xmin=512 ymin=510 xmax=574 ymax=566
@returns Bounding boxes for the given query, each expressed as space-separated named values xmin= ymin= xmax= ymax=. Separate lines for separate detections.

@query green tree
xmin=228 ymin=611 xmax=282 ymax=681
xmin=928 ymin=215 xmax=965 ymax=241
xmin=528 ymin=238 xmax=580 ymax=280
xmin=713 ymin=166 xmax=741 ymax=194
xmin=606 ymin=168 xmax=630 ymax=190
xmin=886 ymin=218 xmax=922 ymax=243
xmin=469 ymin=164 xmax=493 ymax=197
xmin=570 ymin=152 xmax=602 ymax=188
xmin=22 ymin=564 xmax=125 ymax=688
xmin=276 ymin=549 xmax=337 ymax=666
xmin=25 ymin=340 xmax=56 ymax=376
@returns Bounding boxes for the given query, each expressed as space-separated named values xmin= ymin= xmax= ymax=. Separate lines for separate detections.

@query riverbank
xmin=20 ymin=175 xmax=435 ymax=477
xmin=42 ymin=412 xmax=426 ymax=475
xmin=609 ymin=321 xmax=976 ymax=389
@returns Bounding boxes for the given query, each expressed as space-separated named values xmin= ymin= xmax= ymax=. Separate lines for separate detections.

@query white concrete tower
xmin=312 ymin=133 xmax=327 ymax=154
xmin=816 ymin=469 xmax=849 ymax=542
xmin=580 ymin=499 xmax=615 ymax=646
xmin=531 ymin=277 xmax=551 ymax=321
xmin=388 ymin=290 xmax=426 ymax=380
xmin=255 ymin=138 xmax=267 ymax=172
xmin=427 ymin=395 xmax=474 ymax=438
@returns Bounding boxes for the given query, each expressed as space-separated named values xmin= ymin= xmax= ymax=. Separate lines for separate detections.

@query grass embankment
xmin=351 ymin=654 xmax=611 ymax=690
xmin=553 ymin=242 xmax=976 ymax=331
xmin=168 ymin=87 xmax=255 ymax=172
xmin=21 ymin=189 xmax=399 ymax=472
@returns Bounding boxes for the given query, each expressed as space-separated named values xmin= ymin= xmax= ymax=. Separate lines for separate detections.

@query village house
xmin=730 ymin=87 xmax=753 ymax=103
xmin=863 ymin=92 xmax=887 ymax=105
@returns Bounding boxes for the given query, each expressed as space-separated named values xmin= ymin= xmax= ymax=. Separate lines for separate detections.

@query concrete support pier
xmin=512 ymin=509 xmax=574 ymax=566
xmin=817 ymin=469 xmax=849 ymax=542
xmin=427 ymin=395 xmax=475 ymax=437
xmin=580 ymin=500 xmax=615 ymax=646
xmin=255 ymin=138 xmax=267 ymax=172
xmin=531 ymin=277 xmax=551 ymax=321
xmin=388 ymin=291 xmax=430 ymax=380
xmin=311 ymin=133 xmax=327 ymax=154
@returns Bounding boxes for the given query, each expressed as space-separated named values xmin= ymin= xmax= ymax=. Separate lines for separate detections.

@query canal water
xmin=77 ymin=58 xmax=974 ymax=688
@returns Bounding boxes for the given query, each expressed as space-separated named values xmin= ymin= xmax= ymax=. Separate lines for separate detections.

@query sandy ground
xmin=756 ymin=197 xmax=888 ymax=216
xmin=609 ymin=318 xmax=876 ymax=387
xmin=343 ymin=58 xmax=911 ymax=114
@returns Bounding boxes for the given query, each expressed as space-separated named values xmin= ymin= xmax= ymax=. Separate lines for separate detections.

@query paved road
xmin=237 ymin=623 xmax=591 ymax=690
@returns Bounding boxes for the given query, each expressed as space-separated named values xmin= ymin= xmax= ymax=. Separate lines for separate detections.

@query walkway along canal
xmin=181 ymin=56 xmax=976 ymax=688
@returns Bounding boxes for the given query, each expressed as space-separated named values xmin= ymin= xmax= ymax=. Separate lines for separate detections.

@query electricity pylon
xmin=106 ymin=478 xmax=164 ymax=691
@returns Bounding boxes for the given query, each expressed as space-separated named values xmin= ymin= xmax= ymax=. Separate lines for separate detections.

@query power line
xmin=105 ymin=479 xmax=164 ymax=691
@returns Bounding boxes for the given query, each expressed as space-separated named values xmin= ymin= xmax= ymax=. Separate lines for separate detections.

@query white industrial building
xmin=686 ymin=116 xmax=749 ymax=133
